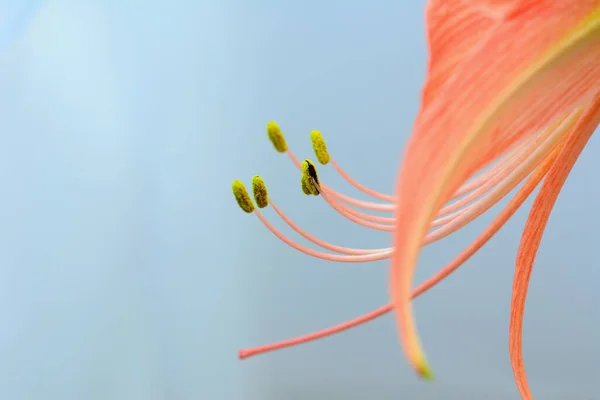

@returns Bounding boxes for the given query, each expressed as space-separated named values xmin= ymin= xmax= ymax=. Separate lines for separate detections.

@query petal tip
xmin=416 ymin=358 xmax=435 ymax=382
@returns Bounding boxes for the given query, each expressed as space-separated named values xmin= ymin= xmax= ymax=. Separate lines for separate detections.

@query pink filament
xmin=239 ymin=147 xmax=555 ymax=359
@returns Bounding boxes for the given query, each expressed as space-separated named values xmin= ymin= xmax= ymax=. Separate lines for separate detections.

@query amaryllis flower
xmin=232 ymin=1 xmax=600 ymax=399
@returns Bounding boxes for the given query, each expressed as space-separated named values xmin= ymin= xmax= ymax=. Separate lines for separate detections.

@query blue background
xmin=0 ymin=1 xmax=598 ymax=399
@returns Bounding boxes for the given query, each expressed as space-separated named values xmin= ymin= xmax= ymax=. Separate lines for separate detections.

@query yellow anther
xmin=301 ymin=179 xmax=311 ymax=195
xmin=252 ymin=175 xmax=269 ymax=208
xmin=232 ymin=180 xmax=255 ymax=213
xmin=301 ymin=159 xmax=320 ymax=186
xmin=300 ymin=159 xmax=320 ymax=196
xmin=266 ymin=121 xmax=288 ymax=153
xmin=301 ymin=174 xmax=319 ymax=196
xmin=310 ymin=130 xmax=330 ymax=165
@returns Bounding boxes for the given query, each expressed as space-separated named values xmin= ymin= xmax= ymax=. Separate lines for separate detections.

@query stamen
xmin=266 ymin=121 xmax=288 ymax=153
xmin=308 ymin=129 xmax=395 ymax=202
xmin=334 ymin=201 xmax=396 ymax=225
xmin=308 ymin=129 xmax=539 ymax=206
xmin=302 ymin=173 xmax=320 ymax=195
xmin=235 ymin=114 xmax=573 ymax=359
xmin=254 ymin=210 xmax=392 ymax=263
xmin=238 ymin=142 xmax=560 ymax=359
xmin=300 ymin=159 xmax=321 ymax=196
xmin=270 ymin=200 xmax=388 ymax=255
xmin=239 ymin=112 xmax=574 ymax=269
xmin=329 ymin=159 xmax=395 ymax=202
xmin=231 ymin=178 xmax=391 ymax=261
xmin=308 ymin=111 xmax=576 ymax=234
xmin=302 ymin=159 xmax=320 ymax=186
xmin=287 ymin=143 xmax=396 ymax=211
xmin=252 ymin=176 xmax=269 ymax=208
xmin=232 ymin=180 xmax=255 ymax=213
xmin=305 ymin=113 xmax=570 ymax=240
xmin=317 ymin=184 xmax=396 ymax=231
xmin=310 ymin=130 xmax=330 ymax=165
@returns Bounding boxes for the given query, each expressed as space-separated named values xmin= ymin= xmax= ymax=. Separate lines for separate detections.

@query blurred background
xmin=0 ymin=0 xmax=598 ymax=399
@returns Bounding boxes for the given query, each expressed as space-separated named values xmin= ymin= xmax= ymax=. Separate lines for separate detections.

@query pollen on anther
xmin=301 ymin=159 xmax=320 ymax=186
xmin=310 ymin=130 xmax=330 ymax=165
xmin=301 ymin=178 xmax=311 ymax=195
xmin=266 ymin=121 xmax=288 ymax=153
xmin=232 ymin=180 xmax=255 ymax=213
xmin=301 ymin=174 xmax=319 ymax=196
xmin=252 ymin=175 xmax=269 ymax=208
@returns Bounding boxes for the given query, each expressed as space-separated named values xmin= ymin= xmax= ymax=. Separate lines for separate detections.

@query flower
xmin=232 ymin=2 xmax=600 ymax=399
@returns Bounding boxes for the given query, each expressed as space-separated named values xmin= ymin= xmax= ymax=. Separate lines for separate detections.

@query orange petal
xmin=509 ymin=94 xmax=600 ymax=400
xmin=421 ymin=1 xmax=598 ymax=110
xmin=391 ymin=4 xmax=600 ymax=378
xmin=421 ymin=1 xmax=497 ymax=110
xmin=467 ymin=1 xmax=549 ymax=18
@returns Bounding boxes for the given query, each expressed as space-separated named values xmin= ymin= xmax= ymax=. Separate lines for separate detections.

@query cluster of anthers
xmin=230 ymin=118 xmax=564 ymax=372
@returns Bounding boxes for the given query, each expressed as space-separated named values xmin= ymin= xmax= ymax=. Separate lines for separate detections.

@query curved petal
xmin=391 ymin=4 xmax=600 ymax=377
xmin=421 ymin=0 xmax=497 ymax=110
xmin=509 ymin=94 xmax=600 ymax=399
xmin=466 ymin=1 xmax=561 ymax=19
